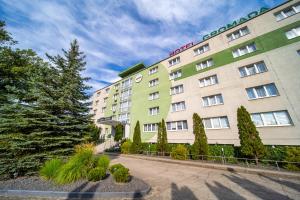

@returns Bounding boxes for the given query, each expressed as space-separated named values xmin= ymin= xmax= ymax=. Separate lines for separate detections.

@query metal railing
xmin=134 ymin=151 xmax=300 ymax=172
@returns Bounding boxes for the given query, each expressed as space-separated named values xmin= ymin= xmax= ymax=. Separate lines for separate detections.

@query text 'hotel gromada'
xmin=92 ymin=0 xmax=300 ymax=146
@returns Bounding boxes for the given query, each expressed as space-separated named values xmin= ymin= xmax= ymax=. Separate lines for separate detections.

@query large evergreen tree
xmin=237 ymin=106 xmax=265 ymax=164
xmin=130 ymin=121 xmax=141 ymax=154
xmin=192 ymin=113 xmax=208 ymax=159
xmin=0 ymin=22 xmax=92 ymax=178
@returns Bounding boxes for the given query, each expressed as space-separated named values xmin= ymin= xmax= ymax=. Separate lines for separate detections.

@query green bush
xmin=171 ymin=144 xmax=188 ymax=160
xmin=112 ymin=166 xmax=130 ymax=183
xmin=87 ymin=167 xmax=106 ymax=181
xmin=98 ymin=155 xmax=110 ymax=171
xmin=284 ymin=147 xmax=300 ymax=171
xmin=39 ymin=158 xmax=63 ymax=180
xmin=55 ymin=149 xmax=94 ymax=184
xmin=121 ymin=140 xmax=132 ymax=154
xmin=109 ymin=163 xmax=125 ymax=174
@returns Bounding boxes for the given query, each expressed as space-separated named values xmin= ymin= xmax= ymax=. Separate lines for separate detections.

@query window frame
xmin=169 ymin=70 xmax=182 ymax=80
xmin=202 ymin=94 xmax=224 ymax=107
xmin=232 ymin=43 xmax=256 ymax=58
xmin=239 ymin=61 xmax=268 ymax=77
xmin=274 ymin=3 xmax=300 ymax=21
xmin=196 ymin=58 xmax=214 ymax=71
xmin=170 ymin=84 xmax=184 ymax=95
xmin=251 ymin=110 xmax=292 ymax=127
xmin=203 ymin=116 xmax=230 ymax=129
xmin=149 ymin=78 xmax=159 ymax=87
xmin=194 ymin=43 xmax=210 ymax=56
xmin=166 ymin=120 xmax=188 ymax=131
xmin=149 ymin=107 xmax=159 ymax=116
xmin=171 ymin=101 xmax=186 ymax=112
xmin=148 ymin=91 xmax=159 ymax=100
xmin=199 ymin=74 xmax=218 ymax=88
xmin=149 ymin=66 xmax=158 ymax=75
xmin=246 ymin=83 xmax=279 ymax=100
xmin=227 ymin=26 xmax=250 ymax=42
xmin=168 ymin=57 xmax=180 ymax=67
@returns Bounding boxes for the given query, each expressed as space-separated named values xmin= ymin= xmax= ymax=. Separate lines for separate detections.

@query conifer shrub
xmin=171 ymin=144 xmax=188 ymax=160
xmin=109 ymin=163 xmax=125 ymax=174
xmin=39 ymin=158 xmax=63 ymax=180
xmin=121 ymin=140 xmax=132 ymax=154
xmin=87 ymin=167 xmax=106 ymax=181
xmin=284 ymin=147 xmax=300 ymax=171
xmin=130 ymin=121 xmax=142 ymax=154
xmin=113 ymin=166 xmax=130 ymax=183
xmin=98 ymin=155 xmax=110 ymax=171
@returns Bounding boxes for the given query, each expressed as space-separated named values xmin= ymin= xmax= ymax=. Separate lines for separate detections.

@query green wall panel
xmin=174 ymin=20 xmax=300 ymax=81
xmin=130 ymin=64 xmax=171 ymax=142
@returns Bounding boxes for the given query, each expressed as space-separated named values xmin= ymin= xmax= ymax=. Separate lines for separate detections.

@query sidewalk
xmin=108 ymin=153 xmax=300 ymax=180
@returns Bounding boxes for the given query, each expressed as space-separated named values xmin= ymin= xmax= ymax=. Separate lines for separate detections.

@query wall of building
xmin=92 ymin=0 xmax=300 ymax=146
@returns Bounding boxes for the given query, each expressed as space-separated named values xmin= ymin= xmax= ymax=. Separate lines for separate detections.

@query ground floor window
xmin=251 ymin=110 xmax=292 ymax=127
xmin=143 ymin=123 xmax=158 ymax=132
xmin=203 ymin=116 xmax=229 ymax=129
xmin=166 ymin=120 xmax=188 ymax=131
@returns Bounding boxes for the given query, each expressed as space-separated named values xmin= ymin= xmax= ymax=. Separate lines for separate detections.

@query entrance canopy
xmin=97 ymin=117 xmax=125 ymax=126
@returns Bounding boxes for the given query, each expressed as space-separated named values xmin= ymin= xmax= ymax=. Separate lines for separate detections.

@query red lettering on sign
xmin=169 ymin=42 xmax=194 ymax=57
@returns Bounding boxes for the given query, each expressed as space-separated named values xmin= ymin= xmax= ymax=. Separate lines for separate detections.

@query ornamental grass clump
xmin=39 ymin=158 xmax=63 ymax=180
xmin=98 ymin=155 xmax=110 ymax=171
xmin=54 ymin=145 xmax=94 ymax=184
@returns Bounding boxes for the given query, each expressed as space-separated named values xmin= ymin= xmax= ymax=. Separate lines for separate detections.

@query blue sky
xmin=0 ymin=0 xmax=284 ymax=93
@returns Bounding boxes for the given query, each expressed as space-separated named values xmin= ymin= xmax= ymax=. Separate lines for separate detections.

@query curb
xmin=113 ymin=153 xmax=300 ymax=180
xmin=0 ymin=184 xmax=151 ymax=199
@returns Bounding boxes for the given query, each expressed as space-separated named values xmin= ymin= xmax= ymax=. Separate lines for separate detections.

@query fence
xmin=135 ymin=151 xmax=300 ymax=172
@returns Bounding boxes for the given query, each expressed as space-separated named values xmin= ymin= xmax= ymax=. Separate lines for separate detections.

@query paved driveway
xmin=111 ymin=156 xmax=300 ymax=200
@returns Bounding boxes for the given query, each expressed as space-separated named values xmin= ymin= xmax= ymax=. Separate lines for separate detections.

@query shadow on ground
xmin=223 ymin=174 xmax=292 ymax=200
xmin=206 ymin=181 xmax=246 ymax=200
xmin=170 ymin=182 xmax=198 ymax=200
xmin=66 ymin=181 xmax=100 ymax=200
xmin=259 ymin=174 xmax=300 ymax=192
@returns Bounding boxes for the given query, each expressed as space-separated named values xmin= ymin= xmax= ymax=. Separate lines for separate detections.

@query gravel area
xmin=0 ymin=174 xmax=149 ymax=193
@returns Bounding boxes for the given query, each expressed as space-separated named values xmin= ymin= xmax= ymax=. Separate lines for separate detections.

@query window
xmin=120 ymin=100 xmax=131 ymax=112
xmin=103 ymin=97 xmax=108 ymax=103
xmin=169 ymin=70 xmax=182 ymax=80
xmin=95 ymin=100 xmax=99 ymax=106
xmin=202 ymin=94 xmax=223 ymax=107
xmin=169 ymin=57 xmax=180 ymax=67
xmin=149 ymin=78 xmax=159 ymax=87
xmin=101 ymin=107 xmax=106 ymax=113
xmin=251 ymin=110 xmax=292 ymax=127
xmin=112 ymin=104 xmax=117 ymax=112
xmin=199 ymin=75 xmax=218 ymax=87
xmin=96 ymin=91 xmax=101 ymax=97
xmin=105 ymin=88 xmax=110 ymax=93
xmin=149 ymin=107 xmax=159 ymax=116
xmin=285 ymin=26 xmax=300 ymax=39
xmin=122 ymin=78 xmax=132 ymax=89
xmin=166 ymin=120 xmax=188 ymax=131
xmin=120 ymin=89 xmax=131 ymax=101
xmin=170 ymin=84 xmax=184 ymax=95
xmin=119 ymin=113 xmax=130 ymax=122
xmin=194 ymin=44 xmax=209 ymax=56
xmin=274 ymin=3 xmax=300 ymax=21
xmin=203 ymin=116 xmax=229 ymax=129
xmin=196 ymin=59 xmax=214 ymax=71
xmin=113 ymin=94 xmax=118 ymax=101
xmin=246 ymin=83 xmax=279 ymax=100
xmin=232 ymin=43 xmax=256 ymax=58
xmin=114 ymin=84 xmax=119 ymax=89
xmin=149 ymin=66 xmax=158 ymax=75
xmin=227 ymin=27 xmax=250 ymax=42
xmin=144 ymin=123 xmax=158 ymax=132
xmin=239 ymin=61 xmax=267 ymax=77
xmin=171 ymin=101 xmax=186 ymax=112
xmin=149 ymin=92 xmax=159 ymax=100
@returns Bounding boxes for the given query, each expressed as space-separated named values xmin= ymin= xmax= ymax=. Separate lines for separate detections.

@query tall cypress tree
xmin=237 ymin=106 xmax=265 ymax=164
xmin=130 ymin=121 xmax=141 ymax=154
xmin=160 ymin=119 xmax=168 ymax=154
xmin=192 ymin=113 xmax=208 ymax=159
xmin=156 ymin=122 xmax=162 ymax=153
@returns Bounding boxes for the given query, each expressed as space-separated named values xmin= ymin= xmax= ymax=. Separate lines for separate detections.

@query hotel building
xmin=92 ymin=0 xmax=300 ymax=146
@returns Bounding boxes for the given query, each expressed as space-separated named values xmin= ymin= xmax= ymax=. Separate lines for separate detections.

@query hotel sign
xmin=169 ymin=42 xmax=194 ymax=57
xmin=202 ymin=7 xmax=269 ymax=41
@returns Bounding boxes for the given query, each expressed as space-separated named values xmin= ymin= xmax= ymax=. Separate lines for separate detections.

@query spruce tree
xmin=237 ymin=106 xmax=265 ymax=164
xmin=160 ymin=119 xmax=168 ymax=155
xmin=192 ymin=113 xmax=208 ymax=159
xmin=130 ymin=121 xmax=141 ymax=154
xmin=0 ymin=22 xmax=92 ymax=177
